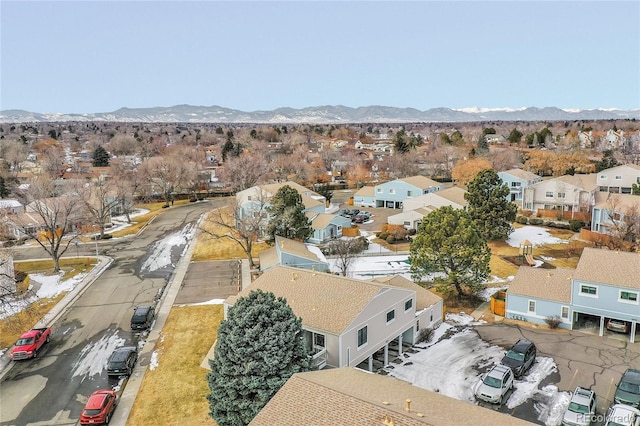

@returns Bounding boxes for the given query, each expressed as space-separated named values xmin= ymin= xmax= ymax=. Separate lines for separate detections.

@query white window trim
xmin=357 ymin=326 xmax=368 ymax=349
xmin=619 ymin=290 xmax=639 ymax=305
xmin=615 ymin=175 xmax=622 ymax=180
xmin=404 ymin=298 xmax=413 ymax=311
xmin=528 ymin=300 xmax=536 ymax=313
xmin=579 ymin=284 xmax=598 ymax=298
xmin=389 ymin=189 xmax=395 ymax=194
xmin=386 ymin=309 xmax=396 ymax=324
xmin=561 ymin=305 xmax=570 ymax=320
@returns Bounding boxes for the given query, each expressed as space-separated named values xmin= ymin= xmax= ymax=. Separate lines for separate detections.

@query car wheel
xmin=105 ymin=413 xmax=110 ymax=424
xmin=46 ymin=335 xmax=50 ymax=343
xmin=32 ymin=348 xmax=37 ymax=358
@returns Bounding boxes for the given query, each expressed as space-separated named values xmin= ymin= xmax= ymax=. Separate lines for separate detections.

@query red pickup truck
xmin=10 ymin=327 xmax=51 ymax=360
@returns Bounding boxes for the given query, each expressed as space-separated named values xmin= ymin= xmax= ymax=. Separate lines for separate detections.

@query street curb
xmin=0 ymin=255 xmax=114 ymax=382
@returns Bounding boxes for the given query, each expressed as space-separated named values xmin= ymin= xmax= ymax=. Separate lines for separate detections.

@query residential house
xmin=521 ymin=174 xmax=598 ymax=217
xmin=224 ymin=266 xmax=426 ymax=371
xmin=388 ymin=187 xmax=467 ymax=230
xmin=354 ymin=175 xmax=444 ymax=209
xmin=498 ymin=169 xmax=543 ymax=203
xmin=590 ymin=192 xmax=640 ymax=237
xmin=0 ymin=199 xmax=24 ymax=215
xmin=596 ymin=164 xmax=640 ymax=194
xmin=506 ymin=248 xmax=640 ymax=343
xmin=258 ymin=236 xmax=329 ymax=273
xmin=305 ymin=211 xmax=352 ymax=244
xmin=250 ymin=368 xmax=531 ymax=426
xmin=505 ymin=267 xmax=574 ymax=329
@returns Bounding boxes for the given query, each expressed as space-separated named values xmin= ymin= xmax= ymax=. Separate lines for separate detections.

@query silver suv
xmin=562 ymin=386 xmax=597 ymax=426
xmin=475 ymin=364 xmax=514 ymax=405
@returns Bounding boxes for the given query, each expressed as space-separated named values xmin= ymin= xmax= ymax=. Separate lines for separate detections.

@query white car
xmin=475 ymin=364 xmax=514 ymax=405
xmin=604 ymin=404 xmax=640 ymax=426
xmin=562 ymin=386 xmax=597 ymax=426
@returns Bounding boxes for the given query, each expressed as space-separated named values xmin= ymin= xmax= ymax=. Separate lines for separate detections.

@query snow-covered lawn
xmin=386 ymin=313 xmax=571 ymax=426
xmin=507 ymin=226 xmax=569 ymax=248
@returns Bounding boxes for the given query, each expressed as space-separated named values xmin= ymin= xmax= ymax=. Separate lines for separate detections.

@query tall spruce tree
xmin=92 ymin=145 xmax=110 ymax=167
xmin=207 ymin=290 xmax=309 ymax=426
xmin=265 ymin=185 xmax=312 ymax=243
xmin=465 ymin=169 xmax=517 ymax=241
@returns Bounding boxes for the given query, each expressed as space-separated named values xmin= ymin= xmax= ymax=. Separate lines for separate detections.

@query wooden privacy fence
xmin=536 ymin=209 xmax=590 ymax=222
xmin=490 ymin=291 xmax=506 ymax=317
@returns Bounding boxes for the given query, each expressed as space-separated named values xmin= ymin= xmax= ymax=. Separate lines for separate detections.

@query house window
xmin=580 ymin=285 xmax=597 ymax=296
xmin=357 ymin=326 xmax=368 ymax=347
xmin=247 ymin=195 xmax=253 ymax=201
xmin=528 ymin=300 xmax=536 ymax=313
xmin=561 ymin=306 xmax=569 ymax=319
xmin=403 ymin=221 xmax=411 ymax=227
xmin=407 ymin=190 xmax=413 ymax=197
xmin=389 ymin=189 xmax=395 ymax=194
xmin=386 ymin=309 xmax=395 ymax=323
xmin=620 ymin=291 xmax=638 ymax=303
xmin=557 ymin=192 xmax=565 ymax=198
xmin=600 ymin=175 xmax=607 ymax=180
xmin=545 ymin=191 xmax=553 ymax=198
xmin=512 ymin=182 xmax=521 ymax=187
xmin=615 ymin=175 xmax=622 ymax=180
xmin=314 ymin=333 xmax=325 ymax=348
xmin=404 ymin=299 xmax=413 ymax=311
xmin=613 ymin=213 xmax=621 ymax=221
xmin=377 ymin=188 xmax=383 ymax=193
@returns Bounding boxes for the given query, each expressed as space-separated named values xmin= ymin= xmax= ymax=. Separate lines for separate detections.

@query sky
xmin=1 ymin=1 xmax=639 ymax=114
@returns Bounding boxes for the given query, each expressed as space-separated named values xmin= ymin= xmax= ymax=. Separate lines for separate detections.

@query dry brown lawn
xmin=127 ymin=304 xmax=223 ymax=426
xmin=1 ymin=258 xmax=98 ymax=348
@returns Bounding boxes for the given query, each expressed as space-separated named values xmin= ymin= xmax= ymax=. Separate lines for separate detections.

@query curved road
xmin=0 ymin=201 xmax=217 ymax=426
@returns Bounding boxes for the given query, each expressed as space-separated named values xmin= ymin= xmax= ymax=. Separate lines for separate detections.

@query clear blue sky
xmin=1 ymin=1 xmax=639 ymax=113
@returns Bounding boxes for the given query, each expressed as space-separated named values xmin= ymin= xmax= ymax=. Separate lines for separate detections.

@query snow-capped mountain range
xmin=1 ymin=105 xmax=638 ymax=123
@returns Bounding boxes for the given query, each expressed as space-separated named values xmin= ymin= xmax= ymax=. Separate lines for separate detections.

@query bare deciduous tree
xmin=139 ymin=154 xmax=196 ymax=206
xmin=325 ymin=237 xmax=368 ymax=276
xmin=219 ymin=151 xmax=270 ymax=193
xmin=605 ymin=195 xmax=640 ymax=249
xmin=80 ymin=178 xmax=120 ymax=238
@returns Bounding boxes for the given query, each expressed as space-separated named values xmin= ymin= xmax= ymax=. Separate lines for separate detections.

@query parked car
xmin=607 ymin=319 xmax=630 ymax=334
xmin=604 ymin=404 xmax=640 ymax=426
xmin=106 ymin=346 xmax=138 ymax=377
xmin=615 ymin=369 xmax=640 ymax=408
xmin=352 ymin=214 xmax=367 ymax=224
xmin=562 ymin=386 xmax=597 ymax=426
xmin=130 ymin=305 xmax=155 ymax=331
xmin=500 ymin=339 xmax=537 ymax=378
xmin=338 ymin=209 xmax=350 ymax=217
xmin=475 ymin=364 xmax=514 ymax=405
xmin=9 ymin=327 xmax=51 ymax=360
xmin=347 ymin=209 xmax=360 ymax=217
xmin=359 ymin=211 xmax=372 ymax=218
xmin=80 ymin=389 xmax=117 ymax=425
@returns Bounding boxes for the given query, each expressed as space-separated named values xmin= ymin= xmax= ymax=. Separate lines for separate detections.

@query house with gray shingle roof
xmin=590 ymin=192 xmax=640 ymax=237
xmin=521 ymin=173 xmax=598 ymax=215
xmin=388 ymin=186 xmax=469 ymax=230
xmin=505 ymin=247 xmax=640 ymax=342
xmin=258 ymin=236 xmax=329 ymax=273
xmin=596 ymin=163 xmax=640 ymax=194
xmin=305 ymin=211 xmax=352 ymax=244
xmin=224 ymin=265 xmax=425 ymax=371
xmin=250 ymin=368 xmax=533 ymax=426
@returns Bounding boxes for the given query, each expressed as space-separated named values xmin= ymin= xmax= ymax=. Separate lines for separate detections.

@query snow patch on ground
xmin=478 ymin=285 xmax=509 ymax=302
xmin=141 ymin=223 xmax=194 ymax=272
xmin=177 ymin=298 xmax=225 ymax=307
xmin=507 ymin=356 xmax=558 ymax=409
xmin=535 ymin=385 xmax=571 ymax=426
xmin=150 ymin=350 xmax=160 ymax=371
xmin=507 ymin=226 xmax=568 ymax=247
xmin=72 ymin=332 xmax=125 ymax=380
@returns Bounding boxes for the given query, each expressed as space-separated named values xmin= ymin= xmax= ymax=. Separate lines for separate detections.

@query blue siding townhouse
xmin=506 ymin=247 xmax=640 ymax=342
xmin=353 ymin=175 xmax=444 ymax=209
xmin=497 ymin=168 xmax=542 ymax=203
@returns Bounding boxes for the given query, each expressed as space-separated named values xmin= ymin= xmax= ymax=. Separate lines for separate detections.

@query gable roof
xmin=599 ymin=163 xmax=640 ymax=174
xmin=226 ymin=265 xmax=395 ymax=335
xmin=371 ymin=275 xmax=442 ymax=309
xmin=507 ymin=266 xmax=573 ymax=303
xmin=354 ymin=185 xmax=375 ymax=197
xmin=431 ymin=186 xmax=468 ymax=207
xmin=250 ymin=368 xmax=532 ymax=426
xmin=399 ymin=175 xmax=441 ymax=189
xmin=258 ymin=181 xmax=325 ymax=210
xmin=555 ymin=174 xmax=598 ymax=191
xmin=500 ymin=168 xmax=541 ymax=181
xmin=593 ymin=192 xmax=640 ymax=209
xmin=574 ymin=247 xmax=640 ymax=289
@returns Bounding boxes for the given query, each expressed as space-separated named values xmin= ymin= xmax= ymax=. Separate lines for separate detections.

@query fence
xmin=536 ymin=209 xmax=590 ymax=222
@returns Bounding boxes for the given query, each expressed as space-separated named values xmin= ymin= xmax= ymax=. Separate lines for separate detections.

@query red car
xmin=80 ymin=389 xmax=117 ymax=425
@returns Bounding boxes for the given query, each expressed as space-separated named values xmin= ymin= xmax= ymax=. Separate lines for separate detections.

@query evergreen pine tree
xmin=465 ymin=169 xmax=517 ymax=241
xmin=207 ymin=290 xmax=309 ymax=426
xmin=265 ymin=185 xmax=312 ymax=243
xmin=92 ymin=145 xmax=110 ymax=167
xmin=0 ymin=176 xmax=9 ymax=198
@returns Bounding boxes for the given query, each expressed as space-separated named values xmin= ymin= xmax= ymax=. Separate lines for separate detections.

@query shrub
xmin=545 ymin=315 xmax=562 ymax=329
xmin=568 ymin=220 xmax=585 ymax=232
xmin=408 ymin=228 xmax=417 ymax=236
xmin=100 ymin=234 xmax=113 ymax=239
xmin=529 ymin=218 xmax=544 ymax=225
xmin=516 ymin=215 xmax=529 ymax=224
xmin=378 ymin=232 xmax=389 ymax=241
xmin=386 ymin=235 xmax=395 ymax=244
xmin=417 ymin=328 xmax=434 ymax=344
xmin=14 ymin=270 xmax=27 ymax=283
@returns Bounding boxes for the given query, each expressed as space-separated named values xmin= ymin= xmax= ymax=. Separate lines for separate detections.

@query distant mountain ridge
xmin=1 ymin=105 xmax=639 ymax=123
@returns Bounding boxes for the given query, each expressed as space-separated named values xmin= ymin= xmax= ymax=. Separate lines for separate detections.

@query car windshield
xmin=506 ymin=350 xmax=524 ymax=361
xmin=619 ymin=380 xmax=640 ymax=394
xmin=483 ymin=375 xmax=502 ymax=388
xmin=109 ymin=361 xmax=126 ymax=369
xmin=16 ymin=338 xmax=34 ymax=345
xmin=83 ymin=409 xmax=102 ymax=416
xmin=568 ymin=402 xmax=589 ymax=414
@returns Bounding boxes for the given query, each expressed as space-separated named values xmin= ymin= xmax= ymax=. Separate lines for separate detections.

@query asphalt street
xmin=0 ymin=200 xmax=217 ymax=426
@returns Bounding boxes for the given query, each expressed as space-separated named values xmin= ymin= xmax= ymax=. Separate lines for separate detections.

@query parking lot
xmin=380 ymin=316 xmax=640 ymax=425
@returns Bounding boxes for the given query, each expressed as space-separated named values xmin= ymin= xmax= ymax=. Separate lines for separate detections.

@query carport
xmin=572 ymin=311 xmax=638 ymax=343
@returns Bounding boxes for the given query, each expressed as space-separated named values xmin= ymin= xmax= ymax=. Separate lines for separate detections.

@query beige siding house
xmin=521 ymin=174 xmax=598 ymax=215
